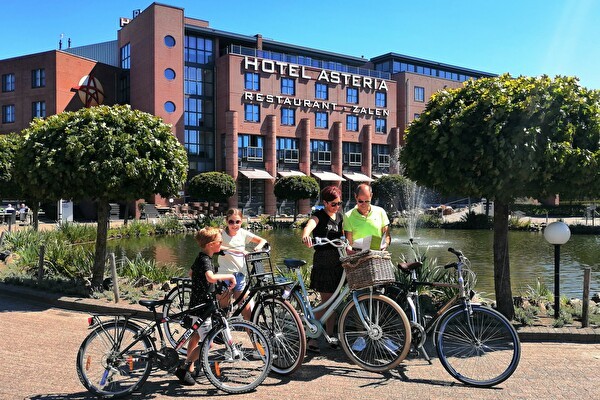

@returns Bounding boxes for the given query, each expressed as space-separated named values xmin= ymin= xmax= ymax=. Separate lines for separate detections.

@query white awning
xmin=277 ymin=170 xmax=306 ymax=178
xmin=343 ymin=172 xmax=374 ymax=182
xmin=372 ymin=173 xmax=389 ymax=179
xmin=239 ymin=169 xmax=275 ymax=180
xmin=312 ymin=171 xmax=346 ymax=181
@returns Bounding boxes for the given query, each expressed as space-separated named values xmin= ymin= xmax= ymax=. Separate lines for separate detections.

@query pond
xmin=108 ymin=228 xmax=600 ymax=300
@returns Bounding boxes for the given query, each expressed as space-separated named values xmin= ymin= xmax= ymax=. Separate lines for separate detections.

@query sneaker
xmin=175 ymin=368 xmax=196 ymax=386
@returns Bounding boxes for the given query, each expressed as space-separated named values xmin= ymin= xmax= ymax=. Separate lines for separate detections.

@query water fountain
xmin=401 ymin=179 xmax=426 ymax=242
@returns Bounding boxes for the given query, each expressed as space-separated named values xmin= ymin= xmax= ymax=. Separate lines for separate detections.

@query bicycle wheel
xmin=76 ymin=321 xmax=153 ymax=398
xmin=162 ymin=283 xmax=192 ymax=353
xmin=338 ymin=293 xmax=411 ymax=372
xmin=252 ymin=295 xmax=306 ymax=375
xmin=436 ymin=305 xmax=521 ymax=387
xmin=200 ymin=319 xmax=273 ymax=394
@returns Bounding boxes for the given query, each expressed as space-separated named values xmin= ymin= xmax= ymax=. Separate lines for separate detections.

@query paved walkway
xmin=1 ymin=282 xmax=599 ymax=343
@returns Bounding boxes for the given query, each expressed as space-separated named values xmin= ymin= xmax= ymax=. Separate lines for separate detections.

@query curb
xmin=2 ymin=282 xmax=599 ymax=343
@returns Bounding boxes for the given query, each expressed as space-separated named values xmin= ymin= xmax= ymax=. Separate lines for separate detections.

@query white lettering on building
xmin=245 ymin=56 xmax=388 ymax=91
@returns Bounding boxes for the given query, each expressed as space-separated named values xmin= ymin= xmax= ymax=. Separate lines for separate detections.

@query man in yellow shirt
xmin=343 ymin=184 xmax=390 ymax=251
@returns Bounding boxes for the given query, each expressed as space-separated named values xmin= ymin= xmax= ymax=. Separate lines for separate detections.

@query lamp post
xmin=543 ymin=221 xmax=571 ymax=319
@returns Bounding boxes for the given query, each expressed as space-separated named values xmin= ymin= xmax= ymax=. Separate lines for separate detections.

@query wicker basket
xmin=340 ymin=250 xmax=396 ymax=290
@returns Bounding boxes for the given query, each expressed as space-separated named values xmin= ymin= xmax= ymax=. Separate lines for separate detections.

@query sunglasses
xmin=228 ymin=220 xmax=242 ymax=225
xmin=328 ymin=201 xmax=343 ymax=207
xmin=357 ymin=199 xmax=371 ymax=204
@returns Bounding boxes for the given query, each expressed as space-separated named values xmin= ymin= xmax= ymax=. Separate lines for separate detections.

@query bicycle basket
xmin=340 ymin=250 xmax=396 ymax=290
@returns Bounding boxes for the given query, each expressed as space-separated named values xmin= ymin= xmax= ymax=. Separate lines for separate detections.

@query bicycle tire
xmin=436 ymin=304 xmax=521 ymax=387
xmin=200 ymin=319 xmax=273 ymax=394
xmin=338 ymin=293 xmax=411 ymax=372
xmin=76 ymin=321 xmax=153 ymax=398
xmin=162 ymin=283 xmax=192 ymax=354
xmin=251 ymin=295 xmax=306 ymax=375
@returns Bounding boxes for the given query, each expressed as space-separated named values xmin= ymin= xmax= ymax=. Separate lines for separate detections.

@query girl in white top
xmin=217 ymin=208 xmax=268 ymax=319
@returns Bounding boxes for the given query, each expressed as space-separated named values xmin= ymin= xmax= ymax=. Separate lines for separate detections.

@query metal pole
xmin=582 ymin=268 xmax=591 ymax=328
xmin=109 ymin=252 xmax=120 ymax=303
xmin=554 ymin=244 xmax=560 ymax=319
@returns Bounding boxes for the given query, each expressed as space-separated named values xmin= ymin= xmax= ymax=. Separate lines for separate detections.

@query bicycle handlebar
xmin=313 ymin=237 xmax=349 ymax=248
xmin=447 ymin=247 xmax=464 ymax=259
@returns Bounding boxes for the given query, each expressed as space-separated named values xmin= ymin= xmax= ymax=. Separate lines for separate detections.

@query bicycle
xmin=389 ymin=247 xmax=521 ymax=387
xmin=281 ymin=237 xmax=412 ymax=372
xmin=162 ymin=248 xmax=306 ymax=375
xmin=76 ymin=285 xmax=273 ymax=398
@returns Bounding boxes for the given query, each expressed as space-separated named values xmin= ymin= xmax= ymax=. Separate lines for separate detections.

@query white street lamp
xmin=543 ymin=221 xmax=571 ymax=318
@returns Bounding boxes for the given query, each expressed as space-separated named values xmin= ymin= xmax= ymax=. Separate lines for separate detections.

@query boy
xmin=175 ymin=226 xmax=237 ymax=386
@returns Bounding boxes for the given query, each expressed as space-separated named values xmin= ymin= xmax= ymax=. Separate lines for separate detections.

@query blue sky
xmin=3 ymin=0 xmax=600 ymax=89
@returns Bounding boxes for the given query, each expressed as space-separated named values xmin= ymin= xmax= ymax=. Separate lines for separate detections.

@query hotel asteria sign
xmin=243 ymin=56 xmax=390 ymax=116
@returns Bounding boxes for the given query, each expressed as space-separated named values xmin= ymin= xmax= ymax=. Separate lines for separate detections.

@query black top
xmin=312 ymin=209 xmax=343 ymax=251
xmin=189 ymin=251 xmax=215 ymax=307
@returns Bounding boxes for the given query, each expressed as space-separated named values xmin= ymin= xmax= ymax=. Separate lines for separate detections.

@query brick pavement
xmin=1 ymin=285 xmax=599 ymax=400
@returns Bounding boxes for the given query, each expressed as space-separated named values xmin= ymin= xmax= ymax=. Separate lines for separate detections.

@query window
xmin=185 ymin=66 xmax=214 ymax=96
xmin=277 ymin=137 xmax=299 ymax=163
xmin=281 ymin=78 xmax=295 ymax=95
xmin=185 ymin=97 xmax=214 ymax=128
xmin=185 ymin=129 xmax=215 ymax=172
xmin=343 ymin=142 xmax=362 ymax=166
xmin=414 ymin=86 xmax=425 ymax=102
xmin=164 ymin=68 xmax=176 ymax=80
xmin=375 ymin=92 xmax=386 ymax=107
xmin=346 ymin=115 xmax=358 ymax=132
xmin=185 ymin=34 xmax=214 ymax=65
xmin=2 ymin=74 xmax=15 ymax=92
xmin=31 ymin=69 xmax=45 ymax=88
xmin=375 ymin=118 xmax=387 ymax=134
xmin=281 ymin=108 xmax=295 ymax=126
xmin=32 ymin=101 xmax=46 ymax=119
xmin=315 ymin=83 xmax=328 ymax=100
xmin=310 ymin=140 xmax=332 ymax=165
xmin=244 ymin=72 xmax=260 ymax=91
xmin=315 ymin=111 xmax=328 ymax=129
xmin=372 ymin=144 xmax=390 ymax=168
xmin=244 ymin=104 xmax=260 ymax=122
xmin=346 ymin=87 xmax=358 ymax=103
xmin=164 ymin=35 xmax=176 ymax=48
xmin=164 ymin=101 xmax=176 ymax=113
xmin=413 ymin=113 xmax=420 ymax=120
xmin=238 ymin=134 xmax=264 ymax=161
xmin=120 ymin=43 xmax=130 ymax=69
xmin=2 ymin=104 xmax=15 ymax=123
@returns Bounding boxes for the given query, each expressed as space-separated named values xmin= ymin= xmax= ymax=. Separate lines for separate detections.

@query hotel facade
xmin=0 ymin=3 xmax=494 ymax=216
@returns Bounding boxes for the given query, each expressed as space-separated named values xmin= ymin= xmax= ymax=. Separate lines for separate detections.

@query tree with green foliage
xmin=187 ymin=171 xmax=236 ymax=204
xmin=371 ymin=174 xmax=409 ymax=214
xmin=0 ymin=133 xmax=21 ymax=198
xmin=273 ymin=176 xmax=320 ymax=221
xmin=402 ymin=74 xmax=600 ymax=319
xmin=17 ymin=105 xmax=188 ymax=290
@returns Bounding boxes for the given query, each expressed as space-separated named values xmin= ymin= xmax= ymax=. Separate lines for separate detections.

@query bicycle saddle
xmin=283 ymin=258 xmax=306 ymax=269
xmin=397 ymin=261 xmax=422 ymax=273
xmin=139 ymin=298 xmax=171 ymax=309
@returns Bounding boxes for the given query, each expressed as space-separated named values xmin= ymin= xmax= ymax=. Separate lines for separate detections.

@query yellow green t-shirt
xmin=343 ymin=205 xmax=389 ymax=250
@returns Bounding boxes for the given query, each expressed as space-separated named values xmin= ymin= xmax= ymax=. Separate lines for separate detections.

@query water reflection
xmin=108 ymin=228 xmax=599 ymax=300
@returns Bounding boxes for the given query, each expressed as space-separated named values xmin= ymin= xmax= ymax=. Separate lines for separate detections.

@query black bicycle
xmin=162 ymin=249 xmax=307 ymax=375
xmin=386 ymin=247 xmax=521 ymax=387
xmin=76 ymin=286 xmax=273 ymax=398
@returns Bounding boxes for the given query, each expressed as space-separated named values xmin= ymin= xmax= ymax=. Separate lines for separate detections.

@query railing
xmin=229 ymin=45 xmax=391 ymax=80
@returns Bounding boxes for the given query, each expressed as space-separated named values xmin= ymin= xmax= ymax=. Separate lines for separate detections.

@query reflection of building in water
xmin=0 ymin=3 xmax=494 ymax=215
xmin=154 ymin=243 xmax=177 ymax=266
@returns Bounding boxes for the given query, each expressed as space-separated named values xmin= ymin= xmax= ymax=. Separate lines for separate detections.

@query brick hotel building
xmin=0 ymin=2 xmax=494 ymax=216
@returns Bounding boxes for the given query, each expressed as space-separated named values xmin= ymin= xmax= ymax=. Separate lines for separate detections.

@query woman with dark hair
xmin=301 ymin=185 xmax=344 ymax=353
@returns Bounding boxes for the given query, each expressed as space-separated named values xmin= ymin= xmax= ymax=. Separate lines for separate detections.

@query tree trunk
xmin=91 ymin=201 xmax=110 ymax=290
xmin=493 ymin=200 xmax=514 ymax=320
xmin=123 ymin=202 xmax=129 ymax=226
xmin=293 ymin=200 xmax=298 ymax=222
xmin=31 ymin=202 xmax=40 ymax=231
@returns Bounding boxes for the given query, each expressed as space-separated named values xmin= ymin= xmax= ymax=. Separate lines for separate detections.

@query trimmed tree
xmin=17 ymin=105 xmax=188 ymax=290
xmin=401 ymin=74 xmax=600 ymax=319
xmin=187 ymin=171 xmax=236 ymax=214
xmin=371 ymin=174 xmax=409 ymax=214
xmin=273 ymin=176 xmax=320 ymax=221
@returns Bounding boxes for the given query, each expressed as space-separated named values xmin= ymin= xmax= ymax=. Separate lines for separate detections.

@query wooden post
xmin=582 ymin=268 xmax=591 ymax=328
xmin=0 ymin=231 xmax=5 ymax=248
xmin=37 ymin=245 xmax=46 ymax=283
xmin=109 ymin=252 xmax=120 ymax=303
